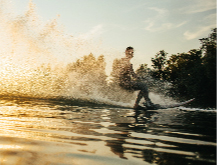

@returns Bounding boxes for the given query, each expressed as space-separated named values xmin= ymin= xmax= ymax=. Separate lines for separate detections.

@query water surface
xmin=0 ymin=97 xmax=216 ymax=165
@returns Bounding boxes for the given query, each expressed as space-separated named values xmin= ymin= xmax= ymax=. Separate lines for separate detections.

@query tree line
xmin=137 ymin=28 xmax=216 ymax=108
xmin=66 ymin=28 xmax=216 ymax=108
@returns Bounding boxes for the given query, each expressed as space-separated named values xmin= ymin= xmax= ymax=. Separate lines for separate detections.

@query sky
xmin=8 ymin=0 xmax=217 ymax=70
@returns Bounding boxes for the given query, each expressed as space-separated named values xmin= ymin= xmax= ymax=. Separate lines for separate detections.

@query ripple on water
xmin=0 ymin=98 xmax=216 ymax=165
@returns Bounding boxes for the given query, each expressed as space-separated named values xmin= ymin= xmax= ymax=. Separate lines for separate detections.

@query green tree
xmin=165 ymin=50 xmax=204 ymax=100
xmin=110 ymin=58 xmax=122 ymax=84
xmin=153 ymin=28 xmax=216 ymax=108
xmin=151 ymin=50 xmax=168 ymax=80
xmin=67 ymin=53 xmax=108 ymax=95
xmin=199 ymin=28 xmax=216 ymax=107
xmin=136 ymin=64 xmax=150 ymax=77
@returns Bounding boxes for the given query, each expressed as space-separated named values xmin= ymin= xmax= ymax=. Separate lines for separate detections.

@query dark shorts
xmin=120 ymin=81 xmax=149 ymax=93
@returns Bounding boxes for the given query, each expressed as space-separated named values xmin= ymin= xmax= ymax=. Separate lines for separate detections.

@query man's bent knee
xmin=132 ymin=82 xmax=148 ymax=92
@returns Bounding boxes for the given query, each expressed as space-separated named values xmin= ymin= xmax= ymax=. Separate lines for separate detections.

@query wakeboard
xmin=136 ymin=98 xmax=195 ymax=110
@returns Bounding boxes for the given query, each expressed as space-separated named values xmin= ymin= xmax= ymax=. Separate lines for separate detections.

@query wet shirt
xmin=118 ymin=60 xmax=137 ymax=89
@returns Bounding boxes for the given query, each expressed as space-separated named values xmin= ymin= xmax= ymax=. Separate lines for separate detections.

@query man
xmin=117 ymin=46 xmax=154 ymax=110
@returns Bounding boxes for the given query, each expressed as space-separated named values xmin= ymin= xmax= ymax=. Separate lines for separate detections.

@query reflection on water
xmin=0 ymin=97 xmax=216 ymax=165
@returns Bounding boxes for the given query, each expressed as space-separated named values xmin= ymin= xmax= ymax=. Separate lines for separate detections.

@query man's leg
xmin=142 ymin=91 xmax=154 ymax=107
xmin=132 ymin=81 xmax=154 ymax=108
xmin=133 ymin=91 xmax=143 ymax=109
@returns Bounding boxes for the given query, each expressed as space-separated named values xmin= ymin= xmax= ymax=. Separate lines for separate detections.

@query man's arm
xmin=129 ymin=64 xmax=137 ymax=78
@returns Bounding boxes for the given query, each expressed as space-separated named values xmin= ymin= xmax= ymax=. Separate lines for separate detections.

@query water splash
xmin=0 ymin=0 xmax=178 ymax=108
xmin=0 ymin=0 xmax=136 ymax=107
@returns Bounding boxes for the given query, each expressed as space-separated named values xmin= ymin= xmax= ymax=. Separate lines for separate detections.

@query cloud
xmin=204 ymin=13 xmax=216 ymax=21
xmin=144 ymin=7 xmax=187 ymax=32
xmin=78 ymin=24 xmax=104 ymax=40
xmin=145 ymin=21 xmax=187 ymax=32
xmin=149 ymin=7 xmax=168 ymax=16
xmin=184 ymin=25 xmax=214 ymax=40
xmin=109 ymin=23 xmax=139 ymax=31
xmin=183 ymin=12 xmax=216 ymax=40
xmin=123 ymin=2 xmax=148 ymax=13
xmin=182 ymin=0 xmax=216 ymax=14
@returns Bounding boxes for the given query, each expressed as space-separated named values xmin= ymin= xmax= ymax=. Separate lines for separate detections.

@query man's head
xmin=125 ymin=46 xmax=134 ymax=58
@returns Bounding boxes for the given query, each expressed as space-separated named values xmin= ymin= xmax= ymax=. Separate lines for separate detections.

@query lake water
xmin=0 ymin=1 xmax=216 ymax=164
xmin=0 ymin=97 xmax=216 ymax=165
